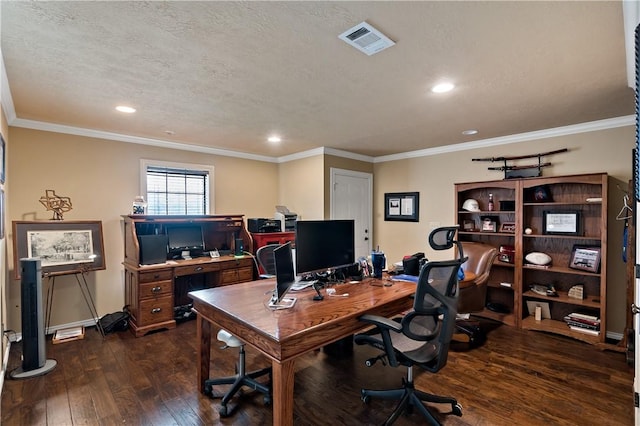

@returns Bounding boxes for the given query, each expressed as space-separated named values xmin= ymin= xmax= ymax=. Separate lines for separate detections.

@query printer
xmin=274 ymin=205 xmax=298 ymax=232
xmin=247 ymin=218 xmax=282 ymax=233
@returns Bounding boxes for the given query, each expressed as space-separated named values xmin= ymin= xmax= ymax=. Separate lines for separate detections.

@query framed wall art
xmin=12 ymin=220 xmax=106 ymax=279
xmin=384 ymin=192 xmax=419 ymax=222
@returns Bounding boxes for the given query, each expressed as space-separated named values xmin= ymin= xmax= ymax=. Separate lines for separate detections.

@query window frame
xmin=140 ymin=159 xmax=215 ymax=215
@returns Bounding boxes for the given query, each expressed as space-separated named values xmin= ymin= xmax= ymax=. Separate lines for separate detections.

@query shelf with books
xmin=521 ymin=316 xmax=600 ymax=344
xmin=455 ymin=173 xmax=608 ymax=343
xmin=519 ymin=173 xmax=607 ymax=344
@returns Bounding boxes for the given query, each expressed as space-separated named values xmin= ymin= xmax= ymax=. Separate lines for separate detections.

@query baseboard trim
xmin=1 ymin=337 xmax=11 ymax=398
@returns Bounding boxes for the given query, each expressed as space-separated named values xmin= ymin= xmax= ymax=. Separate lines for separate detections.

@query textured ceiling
xmin=0 ymin=1 xmax=635 ymax=158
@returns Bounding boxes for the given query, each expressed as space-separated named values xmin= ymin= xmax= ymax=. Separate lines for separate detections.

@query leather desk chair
xmin=455 ymin=242 xmax=498 ymax=346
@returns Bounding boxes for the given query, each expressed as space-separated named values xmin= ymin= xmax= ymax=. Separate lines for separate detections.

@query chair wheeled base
xmin=360 ymin=366 xmax=462 ymax=425
xmin=203 ymin=330 xmax=271 ymax=417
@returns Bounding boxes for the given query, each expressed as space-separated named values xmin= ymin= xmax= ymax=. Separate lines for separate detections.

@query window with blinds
xmin=145 ymin=165 xmax=210 ymax=215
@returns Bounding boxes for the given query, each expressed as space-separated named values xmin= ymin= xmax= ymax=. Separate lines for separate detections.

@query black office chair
xmin=204 ymin=330 xmax=271 ymax=417
xmin=354 ymin=250 xmax=467 ymax=425
xmin=256 ymin=244 xmax=279 ymax=278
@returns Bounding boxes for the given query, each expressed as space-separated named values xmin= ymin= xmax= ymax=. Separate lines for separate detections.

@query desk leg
xmin=272 ymin=359 xmax=295 ymax=426
xmin=196 ymin=314 xmax=212 ymax=393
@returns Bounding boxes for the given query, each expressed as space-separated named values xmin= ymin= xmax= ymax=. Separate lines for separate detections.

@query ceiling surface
xmin=0 ymin=1 xmax=635 ymax=159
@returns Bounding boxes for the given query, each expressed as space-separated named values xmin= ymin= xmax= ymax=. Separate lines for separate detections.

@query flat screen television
xmin=295 ymin=220 xmax=355 ymax=275
xmin=166 ymin=224 xmax=204 ymax=256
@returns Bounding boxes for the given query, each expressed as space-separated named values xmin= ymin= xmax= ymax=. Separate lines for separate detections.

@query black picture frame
xmin=12 ymin=220 xmax=106 ymax=279
xmin=569 ymin=245 xmax=601 ymax=273
xmin=543 ymin=210 xmax=581 ymax=235
xmin=384 ymin=192 xmax=419 ymax=222
xmin=0 ymin=133 xmax=5 ymax=184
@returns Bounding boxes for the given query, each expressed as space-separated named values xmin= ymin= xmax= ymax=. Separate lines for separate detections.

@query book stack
xmin=563 ymin=312 xmax=600 ymax=336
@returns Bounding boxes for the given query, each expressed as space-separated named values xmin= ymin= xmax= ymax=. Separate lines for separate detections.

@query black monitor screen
xmin=273 ymin=242 xmax=295 ymax=304
xmin=295 ymin=220 xmax=355 ymax=275
xmin=167 ymin=225 xmax=204 ymax=252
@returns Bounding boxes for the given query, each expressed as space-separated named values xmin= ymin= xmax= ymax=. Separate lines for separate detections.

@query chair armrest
xmin=359 ymin=314 xmax=402 ymax=333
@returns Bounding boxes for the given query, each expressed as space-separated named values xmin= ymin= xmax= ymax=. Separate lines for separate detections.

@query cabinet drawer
xmin=139 ymin=280 xmax=172 ymax=298
xmin=174 ymin=262 xmax=220 ymax=277
xmin=138 ymin=296 xmax=173 ymax=325
xmin=220 ymin=267 xmax=254 ymax=285
xmin=220 ymin=257 xmax=254 ymax=270
xmin=139 ymin=269 xmax=173 ymax=283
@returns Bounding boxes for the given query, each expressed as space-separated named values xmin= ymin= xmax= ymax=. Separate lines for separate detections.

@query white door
xmin=330 ymin=168 xmax=372 ymax=260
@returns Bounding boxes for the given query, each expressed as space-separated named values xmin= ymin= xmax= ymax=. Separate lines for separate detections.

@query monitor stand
xmin=268 ymin=297 xmax=297 ymax=310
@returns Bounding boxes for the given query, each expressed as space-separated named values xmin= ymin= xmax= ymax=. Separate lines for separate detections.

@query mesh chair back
xmin=256 ymin=244 xmax=280 ymax=275
xmin=401 ymin=257 xmax=466 ymax=371
xmin=428 ymin=226 xmax=464 ymax=259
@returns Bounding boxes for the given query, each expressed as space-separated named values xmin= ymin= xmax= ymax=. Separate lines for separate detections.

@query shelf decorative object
xmin=569 ymin=245 xmax=601 ymax=273
xmin=39 ymin=189 xmax=73 ymax=220
xmin=472 ymin=148 xmax=568 ymax=179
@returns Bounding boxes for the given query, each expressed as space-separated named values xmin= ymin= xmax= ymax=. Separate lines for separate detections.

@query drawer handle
xmin=195 ymin=266 xmax=204 ymax=272
xmin=151 ymin=308 xmax=162 ymax=314
xmin=151 ymin=286 xmax=162 ymax=293
xmin=153 ymin=274 xmax=160 ymax=279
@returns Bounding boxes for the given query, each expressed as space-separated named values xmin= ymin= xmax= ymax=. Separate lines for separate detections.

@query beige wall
xmin=6 ymin=127 xmax=278 ymax=330
xmin=373 ymin=125 xmax=635 ymax=334
xmin=278 ymin=155 xmax=324 ymax=220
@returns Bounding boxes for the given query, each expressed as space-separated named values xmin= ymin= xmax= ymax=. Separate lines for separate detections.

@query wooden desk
xmin=124 ymin=255 xmax=254 ymax=337
xmin=122 ymin=214 xmax=255 ymax=337
xmin=189 ymin=278 xmax=417 ymax=426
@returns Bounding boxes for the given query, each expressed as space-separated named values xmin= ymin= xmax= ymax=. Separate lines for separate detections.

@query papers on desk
xmin=390 ymin=274 xmax=418 ymax=283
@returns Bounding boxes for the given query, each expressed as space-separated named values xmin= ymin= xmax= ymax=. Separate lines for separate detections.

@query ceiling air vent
xmin=338 ymin=22 xmax=395 ymax=56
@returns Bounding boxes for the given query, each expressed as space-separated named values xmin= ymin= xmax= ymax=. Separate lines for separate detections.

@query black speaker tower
xmin=10 ymin=258 xmax=57 ymax=379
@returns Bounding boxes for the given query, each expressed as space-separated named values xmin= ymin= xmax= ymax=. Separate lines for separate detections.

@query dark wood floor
xmin=1 ymin=318 xmax=634 ymax=425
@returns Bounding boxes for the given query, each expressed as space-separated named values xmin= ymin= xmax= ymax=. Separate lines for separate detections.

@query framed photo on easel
xmin=12 ymin=220 xmax=106 ymax=279
xmin=569 ymin=245 xmax=601 ymax=273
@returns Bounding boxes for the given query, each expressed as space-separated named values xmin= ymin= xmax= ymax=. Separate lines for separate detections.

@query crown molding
xmin=11 ymin=118 xmax=279 ymax=163
xmin=373 ymin=115 xmax=635 ymax=163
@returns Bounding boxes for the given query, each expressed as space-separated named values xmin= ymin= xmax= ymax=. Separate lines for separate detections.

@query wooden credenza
xmin=122 ymin=214 xmax=255 ymax=337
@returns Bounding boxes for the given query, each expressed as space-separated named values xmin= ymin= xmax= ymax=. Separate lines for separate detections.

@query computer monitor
xmin=295 ymin=220 xmax=355 ymax=276
xmin=271 ymin=242 xmax=296 ymax=308
xmin=166 ymin=224 xmax=204 ymax=257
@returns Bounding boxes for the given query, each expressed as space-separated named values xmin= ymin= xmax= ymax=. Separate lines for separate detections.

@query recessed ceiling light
xmin=431 ymin=82 xmax=455 ymax=93
xmin=462 ymin=129 xmax=478 ymax=135
xmin=267 ymin=136 xmax=281 ymax=143
xmin=115 ymin=105 xmax=136 ymax=113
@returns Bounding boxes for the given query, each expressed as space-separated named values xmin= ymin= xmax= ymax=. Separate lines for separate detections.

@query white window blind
xmin=141 ymin=161 xmax=213 ymax=215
